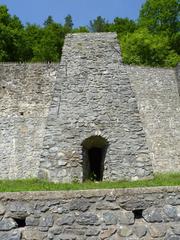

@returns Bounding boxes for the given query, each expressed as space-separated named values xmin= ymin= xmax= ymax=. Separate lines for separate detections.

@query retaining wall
xmin=0 ymin=187 xmax=180 ymax=239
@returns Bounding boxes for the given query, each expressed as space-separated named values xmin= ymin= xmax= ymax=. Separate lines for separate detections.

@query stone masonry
xmin=0 ymin=64 xmax=58 ymax=179
xmin=39 ymin=33 xmax=153 ymax=182
xmin=0 ymin=32 xmax=179 ymax=181
xmin=127 ymin=66 xmax=180 ymax=173
xmin=0 ymin=187 xmax=180 ymax=240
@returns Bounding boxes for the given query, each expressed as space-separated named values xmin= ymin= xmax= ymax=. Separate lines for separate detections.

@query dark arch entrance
xmin=82 ymin=136 xmax=108 ymax=181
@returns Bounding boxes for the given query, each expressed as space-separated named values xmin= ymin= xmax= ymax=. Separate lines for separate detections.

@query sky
xmin=0 ymin=0 xmax=146 ymax=27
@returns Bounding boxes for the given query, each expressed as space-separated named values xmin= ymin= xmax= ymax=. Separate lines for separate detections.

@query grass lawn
xmin=0 ymin=173 xmax=179 ymax=192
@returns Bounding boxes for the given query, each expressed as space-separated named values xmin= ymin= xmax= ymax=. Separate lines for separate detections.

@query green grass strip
xmin=0 ymin=173 xmax=179 ymax=192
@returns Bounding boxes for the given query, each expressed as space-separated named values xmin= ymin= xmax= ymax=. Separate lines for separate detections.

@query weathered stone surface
xmin=163 ymin=205 xmax=177 ymax=219
xmin=39 ymin=215 xmax=53 ymax=227
xmin=0 ymin=64 xmax=57 ymax=179
xmin=86 ymin=228 xmax=100 ymax=236
xmin=103 ymin=212 xmax=118 ymax=225
xmin=149 ymin=224 xmax=167 ymax=238
xmin=22 ymin=229 xmax=46 ymax=240
xmin=96 ymin=202 xmax=120 ymax=210
xmin=39 ymin=33 xmax=153 ymax=183
xmin=0 ymin=188 xmax=180 ymax=239
xmin=176 ymin=63 xmax=180 ymax=96
xmin=56 ymin=214 xmax=75 ymax=225
xmin=165 ymin=233 xmax=180 ymax=240
xmin=48 ymin=226 xmax=63 ymax=235
xmin=128 ymin=65 xmax=180 ymax=174
xmin=26 ymin=216 xmax=39 ymax=226
xmin=0 ymin=218 xmax=17 ymax=230
xmin=52 ymin=234 xmax=77 ymax=240
xmin=143 ymin=207 xmax=163 ymax=222
xmin=0 ymin=33 xmax=179 ymax=182
xmin=117 ymin=226 xmax=133 ymax=237
xmin=0 ymin=230 xmax=21 ymax=240
xmin=8 ymin=202 xmax=31 ymax=218
xmin=172 ymin=224 xmax=180 ymax=235
xmin=0 ymin=204 xmax=5 ymax=215
xmin=100 ymin=227 xmax=117 ymax=239
xmin=76 ymin=213 xmax=98 ymax=225
xmin=69 ymin=198 xmax=90 ymax=212
xmin=134 ymin=225 xmax=147 ymax=238
xmin=118 ymin=211 xmax=134 ymax=225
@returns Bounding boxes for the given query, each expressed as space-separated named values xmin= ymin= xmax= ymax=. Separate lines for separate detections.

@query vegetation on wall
xmin=0 ymin=0 xmax=179 ymax=66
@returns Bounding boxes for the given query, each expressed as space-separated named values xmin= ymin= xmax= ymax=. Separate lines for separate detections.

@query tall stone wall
xmin=127 ymin=66 xmax=180 ymax=173
xmin=0 ymin=64 xmax=58 ymax=179
xmin=0 ymin=33 xmax=179 ymax=181
xmin=39 ymin=33 xmax=153 ymax=182
xmin=176 ymin=63 xmax=180 ymax=96
xmin=0 ymin=187 xmax=180 ymax=239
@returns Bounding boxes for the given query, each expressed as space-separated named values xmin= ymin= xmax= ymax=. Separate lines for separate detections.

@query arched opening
xmin=82 ymin=136 xmax=108 ymax=181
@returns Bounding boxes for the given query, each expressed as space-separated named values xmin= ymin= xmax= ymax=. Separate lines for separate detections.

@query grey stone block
xmin=118 ymin=211 xmax=134 ymax=225
xmin=39 ymin=215 xmax=53 ymax=227
xmin=134 ymin=225 xmax=147 ymax=238
xmin=0 ymin=218 xmax=17 ymax=231
xmin=76 ymin=213 xmax=98 ymax=225
xmin=143 ymin=207 xmax=163 ymax=223
xmin=56 ymin=214 xmax=75 ymax=226
xmin=0 ymin=230 xmax=21 ymax=240
xmin=103 ymin=212 xmax=118 ymax=225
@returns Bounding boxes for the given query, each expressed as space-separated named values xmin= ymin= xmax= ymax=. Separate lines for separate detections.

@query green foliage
xmin=0 ymin=5 xmax=10 ymax=25
xmin=120 ymin=0 xmax=180 ymax=67
xmin=32 ymin=23 xmax=65 ymax=62
xmin=64 ymin=14 xmax=73 ymax=32
xmin=0 ymin=173 xmax=179 ymax=192
xmin=138 ymin=0 xmax=180 ymax=35
xmin=120 ymin=28 xmax=174 ymax=66
xmin=109 ymin=17 xmax=137 ymax=35
xmin=0 ymin=5 xmax=66 ymax=62
xmin=170 ymin=32 xmax=180 ymax=54
xmin=164 ymin=50 xmax=180 ymax=67
xmin=89 ymin=16 xmax=109 ymax=32
xmin=44 ymin=16 xmax=54 ymax=27
xmin=0 ymin=5 xmax=27 ymax=61
xmin=73 ymin=26 xmax=89 ymax=33
xmin=0 ymin=3 xmax=179 ymax=67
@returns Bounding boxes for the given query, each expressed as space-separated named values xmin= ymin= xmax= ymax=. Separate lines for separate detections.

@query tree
xmin=73 ymin=26 xmax=89 ymax=33
xmin=120 ymin=28 xmax=179 ymax=67
xmin=0 ymin=5 xmax=30 ymax=61
xmin=109 ymin=17 xmax=137 ymax=35
xmin=170 ymin=32 xmax=180 ymax=54
xmin=138 ymin=0 xmax=180 ymax=35
xmin=44 ymin=16 xmax=54 ymax=26
xmin=0 ymin=5 xmax=10 ymax=25
xmin=32 ymin=23 xmax=65 ymax=62
xmin=24 ymin=24 xmax=43 ymax=60
xmin=89 ymin=16 xmax=109 ymax=32
xmin=137 ymin=0 xmax=180 ymax=65
xmin=64 ymin=14 xmax=73 ymax=32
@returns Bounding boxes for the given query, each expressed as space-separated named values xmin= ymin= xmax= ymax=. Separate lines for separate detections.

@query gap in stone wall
xmin=82 ymin=136 xmax=108 ymax=181
xmin=13 ymin=218 xmax=26 ymax=228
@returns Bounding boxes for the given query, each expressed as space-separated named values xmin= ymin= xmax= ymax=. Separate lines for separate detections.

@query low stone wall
xmin=0 ymin=187 xmax=180 ymax=239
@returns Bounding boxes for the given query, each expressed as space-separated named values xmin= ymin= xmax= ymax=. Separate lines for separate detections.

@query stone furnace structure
xmin=0 ymin=33 xmax=179 ymax=182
